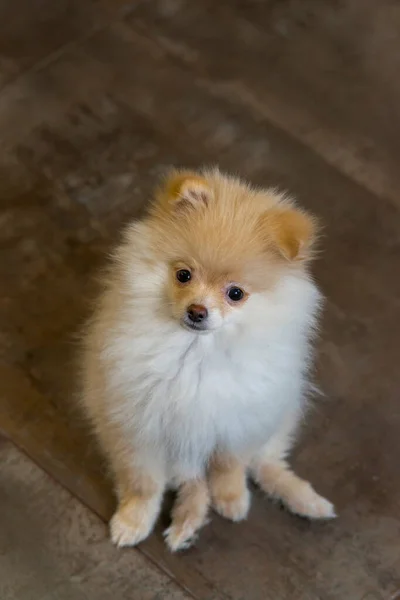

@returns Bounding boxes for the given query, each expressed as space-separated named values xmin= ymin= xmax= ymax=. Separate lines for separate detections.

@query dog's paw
xmin=110 ymin=503 xmax=154 ymax=548
xmin=164 ymin=521 xmax=200 ymax=552
xmin=165 ymin=480 xmax=209 ymax=552
xmin=284 ymin=481 xmax=336 ymax=520
xmin=212 ymin=487 xmax=250 ymax=522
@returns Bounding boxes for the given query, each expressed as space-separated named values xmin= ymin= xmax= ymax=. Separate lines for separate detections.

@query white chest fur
xmin=102 ymin=275 xmax=317 ymax=481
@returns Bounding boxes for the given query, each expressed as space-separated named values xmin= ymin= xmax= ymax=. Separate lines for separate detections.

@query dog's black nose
xmin=187 ymin=304 xmax=208 ymax=323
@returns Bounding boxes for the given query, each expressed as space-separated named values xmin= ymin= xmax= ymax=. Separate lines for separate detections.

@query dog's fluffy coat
xmin=81 ymin=168 xmax=335 ymax=551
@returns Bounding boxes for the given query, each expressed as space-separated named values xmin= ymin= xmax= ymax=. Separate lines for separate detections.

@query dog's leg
xmin=250 ymin=410 xmax=336 ymax=519
xmin=164 ymin=479 xmax=209 ymax=552
xmin=110 ymin=462 xmax=165 ymax=548
xmin=209 ymin=453 xmax=250 ymax=522
xmin=251 ymin=458 xmax=336 ymax=519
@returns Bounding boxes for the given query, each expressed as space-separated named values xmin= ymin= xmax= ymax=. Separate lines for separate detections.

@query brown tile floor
xmin=0 ymin=1 xmax=399 ymax=599
xmin=0 ymin=436 xmax=192 ymax=600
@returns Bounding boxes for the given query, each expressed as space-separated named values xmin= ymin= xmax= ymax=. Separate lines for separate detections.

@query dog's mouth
xmin=181 ymin=317 xmax=210 ymax=333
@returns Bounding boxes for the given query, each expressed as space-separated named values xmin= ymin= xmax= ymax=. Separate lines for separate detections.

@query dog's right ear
xmin=156 ymin=171 xmax=213 ymax=213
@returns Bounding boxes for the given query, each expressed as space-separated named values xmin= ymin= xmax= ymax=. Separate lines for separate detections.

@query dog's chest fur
xmin=105 ymin=290 xmax=313 ymax=480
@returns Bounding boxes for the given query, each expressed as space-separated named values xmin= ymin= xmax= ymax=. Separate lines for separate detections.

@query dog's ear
xmin=158 ymin=171 xmax=213 ymax=212
xmin=259 ymin=207 xmax=318 ymax=262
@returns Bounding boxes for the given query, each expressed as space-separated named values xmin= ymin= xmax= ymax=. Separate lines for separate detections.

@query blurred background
xmin=0 ymin=1 xmax=399 ymax=599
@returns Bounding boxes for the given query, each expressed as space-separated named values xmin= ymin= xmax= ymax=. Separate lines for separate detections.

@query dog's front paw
xmin=110 ymin=499 xmax=156 ymax=547
xmin=209 ymin=460 xmax=250 ymax=522
xmin=212 ymin=487 xmax=250 ymax=522
xmin=284 ymin=480 xmax=336 ymax=520
xmin=164 ymin=480 xmax=209 ymax=552
xmin=164 ymin=521 xmax=200 ymax=552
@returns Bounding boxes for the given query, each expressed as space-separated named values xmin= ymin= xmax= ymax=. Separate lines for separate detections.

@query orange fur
xmin=151 ymin=169 xmax=318 ymax=327
xmin=155 ymin=170 xmax=213 ymax=212
xmin=151 ymin=171 xmax=317 ymax=266
xmin=258 ymin=208 xmax=318 ymax=261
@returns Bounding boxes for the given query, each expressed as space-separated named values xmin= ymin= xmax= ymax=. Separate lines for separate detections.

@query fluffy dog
xmin=81 ymin=168 xmax=335 ymax=552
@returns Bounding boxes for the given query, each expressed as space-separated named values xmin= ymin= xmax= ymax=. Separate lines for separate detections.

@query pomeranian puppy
xmin=81 ymin=168 xmax=335 ymax=552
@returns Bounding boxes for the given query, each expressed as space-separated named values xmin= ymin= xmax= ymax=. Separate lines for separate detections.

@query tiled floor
xmin=0 ymin=1 xmax=399 ymax=598
xmin=0 ymin=437 xmax=191 ymax=600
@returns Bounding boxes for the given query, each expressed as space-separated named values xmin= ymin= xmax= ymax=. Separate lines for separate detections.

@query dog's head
xmin=145 ymin=168 xmax=318 ymax=333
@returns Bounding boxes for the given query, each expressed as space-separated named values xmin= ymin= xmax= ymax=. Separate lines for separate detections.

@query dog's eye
xmin=176 ymin=269 xmax=192 ymax=283
xmin=227 ymin=287 xmax=244 ymax=302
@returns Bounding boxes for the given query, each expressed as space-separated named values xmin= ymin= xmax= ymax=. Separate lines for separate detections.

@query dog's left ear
xmin=259 ymin=207 xmax=318 ymax=262
xmin=159 ymin=171 xmax=213 ymax=212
